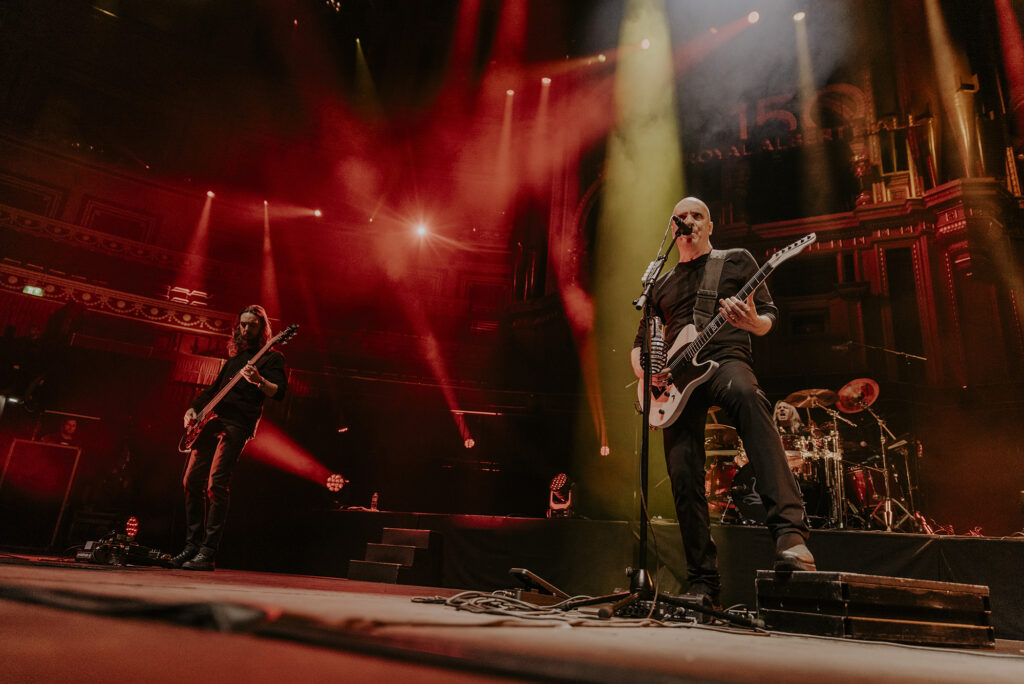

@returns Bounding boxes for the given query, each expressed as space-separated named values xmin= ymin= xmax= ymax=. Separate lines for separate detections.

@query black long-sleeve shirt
xmin=190 ymin=347 xmax=287 ymax=435
xmin=633 ymin=249 xmax=777 ymax=366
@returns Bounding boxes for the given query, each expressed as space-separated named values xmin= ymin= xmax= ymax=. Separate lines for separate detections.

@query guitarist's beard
xmin=230 ymin=328 xmax=261 ymax=355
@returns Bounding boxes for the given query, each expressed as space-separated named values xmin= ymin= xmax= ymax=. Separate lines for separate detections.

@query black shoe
xmin=181 ymin=550 xmax=215 ymax=571
xmin=774 ymin=543 xmax=817 ymax=572
xmin=169 ymin=547 xmax=198 ymax=568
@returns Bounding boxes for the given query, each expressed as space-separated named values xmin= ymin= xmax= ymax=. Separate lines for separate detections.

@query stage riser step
xmin=381 ymin=527 xmax=434 ymax=549
xmin=365 ymin=543 xmax=417 ymax=566
xmin=347 ymin=560 xmax=401 ymax=583
xmin=756 ymin=570 xmax=994 ymax=648
xmin=347 ymin=559 xmax=440 ymax=586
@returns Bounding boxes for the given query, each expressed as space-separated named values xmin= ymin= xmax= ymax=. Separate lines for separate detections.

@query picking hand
xmin=183 ymin=408 xmax=197 ymax=429
xmin=241 ymin=363 xmax=263 ymax=387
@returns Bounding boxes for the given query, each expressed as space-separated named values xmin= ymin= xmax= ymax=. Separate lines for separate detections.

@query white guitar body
xmin=637 ymin=323 xmax=719 ymax=429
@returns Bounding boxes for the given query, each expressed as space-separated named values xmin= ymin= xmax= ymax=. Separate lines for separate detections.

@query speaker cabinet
xmin=0 ymin=439 xmax=81 ymax=549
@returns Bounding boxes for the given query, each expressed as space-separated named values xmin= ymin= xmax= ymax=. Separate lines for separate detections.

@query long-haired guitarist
xmin=629 ymin=197 xmax=815 ymax=607
xmin=172 ymin=304 xmax=288 ymax=571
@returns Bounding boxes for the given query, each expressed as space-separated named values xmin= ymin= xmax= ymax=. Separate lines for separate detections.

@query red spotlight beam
xmin=244 ymin=421 xmax=331 ymax=486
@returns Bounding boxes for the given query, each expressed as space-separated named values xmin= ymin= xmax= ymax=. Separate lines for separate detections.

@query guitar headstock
xmin=273 ymin=323 xmax=299 ymax=347
xmin=767 ymin=233 xmax=816 ymax=268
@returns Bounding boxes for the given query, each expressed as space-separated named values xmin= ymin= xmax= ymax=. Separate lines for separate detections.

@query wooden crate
xmin=756 ymin=570 xmax=994 ymax=648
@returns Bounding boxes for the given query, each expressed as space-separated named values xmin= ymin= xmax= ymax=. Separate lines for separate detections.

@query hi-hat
xmin=784 ymin=388 xmax=837 ymax=408
xmin=836 ymin=378 xmax=880 ymax=413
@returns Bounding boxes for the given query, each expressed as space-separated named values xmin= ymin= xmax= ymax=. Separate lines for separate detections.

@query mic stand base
xmin=510 ymin=567 xmax=763 ymax=629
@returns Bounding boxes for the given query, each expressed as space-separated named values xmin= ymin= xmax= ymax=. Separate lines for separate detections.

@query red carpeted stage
xmin=2 ymin=533 xmax=1023 ymax=683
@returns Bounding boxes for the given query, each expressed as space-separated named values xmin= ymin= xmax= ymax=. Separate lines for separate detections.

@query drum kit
xmin=705 ymin=378 xmax=923 ymax=531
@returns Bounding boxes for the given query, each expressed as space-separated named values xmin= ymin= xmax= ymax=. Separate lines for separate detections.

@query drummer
xmin=773 ymin=400 xmax=804 ymax=434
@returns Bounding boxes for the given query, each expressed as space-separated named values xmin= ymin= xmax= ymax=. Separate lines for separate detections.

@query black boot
xmin=181 ymin=550 xmax=215 ymax=571
xmin=169 ymin=547 xmax=198 ymax=568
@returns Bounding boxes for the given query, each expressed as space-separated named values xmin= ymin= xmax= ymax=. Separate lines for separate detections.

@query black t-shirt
xmin=190 ymin=347 xmax=288 ymax=434
xmin=633 ymin=249 xmax=778 ymax=365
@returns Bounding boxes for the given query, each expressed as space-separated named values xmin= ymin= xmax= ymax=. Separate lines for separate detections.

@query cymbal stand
xmin=860 ymin=402 xmax=914 ymax=531
xmin=821 ymin=406 xmax=856 ymax=529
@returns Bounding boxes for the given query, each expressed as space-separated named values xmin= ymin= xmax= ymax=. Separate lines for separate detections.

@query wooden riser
xmin=756 ymin=570 xmax=994 ymax=648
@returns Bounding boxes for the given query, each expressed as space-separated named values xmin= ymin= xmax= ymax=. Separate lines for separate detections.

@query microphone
xmin=671 ymin=215 xmax=693 ymax=236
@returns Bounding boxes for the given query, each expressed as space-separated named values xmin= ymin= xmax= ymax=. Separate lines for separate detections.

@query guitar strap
xmin=693 ymin=249 xmax=730 ymax=331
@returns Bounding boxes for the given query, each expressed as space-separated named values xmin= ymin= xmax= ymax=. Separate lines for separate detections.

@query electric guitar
xmin=639 ymin=234 xmax=816 ymax=429
xmin=178 ymin=323 xmax=298 ymax=453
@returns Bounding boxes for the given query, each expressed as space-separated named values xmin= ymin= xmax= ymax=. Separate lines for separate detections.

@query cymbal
xmin=836 ymin=377 xmax=880 ymax=413
xmin=704 ymin=423 xmax=739 ymax=449
xmin=705 ymin=423 xmax=738 ymax=438
xmin=784 ymin=388 xmax=838 ymax=408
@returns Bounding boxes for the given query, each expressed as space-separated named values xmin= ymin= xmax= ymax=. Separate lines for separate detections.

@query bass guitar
xmin=178 ymin=323 xmax=298 ymax=453
xmin=640 ymin=234 xmax=816 ymax=429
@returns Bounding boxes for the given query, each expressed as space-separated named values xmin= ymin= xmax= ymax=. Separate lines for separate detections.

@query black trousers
xmin=182 ymin=420 xmax=248 ymax=556
xmin=663 ymin=359 xmax=808 ymax=591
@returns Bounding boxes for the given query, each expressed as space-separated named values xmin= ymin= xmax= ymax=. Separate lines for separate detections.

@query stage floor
xmin=1 ymin=555 xmax=1022 ymax=683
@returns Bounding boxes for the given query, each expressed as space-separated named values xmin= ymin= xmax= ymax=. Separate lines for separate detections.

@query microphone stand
xmin=840 ymin=340 xmax=927 ymax=362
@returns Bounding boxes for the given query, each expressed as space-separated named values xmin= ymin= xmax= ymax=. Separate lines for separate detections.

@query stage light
xmin=337 ymin=426 xmax=349 ymax=433
xmin=541 ymin=77 xmax=551 ymax=85
xmin=600 ymin=445 xmax=611 ymax=456
xmin=125 ymin=516 xmax=139 ymax=538
xmin=640 ymin=39 xmax=651 ymax=50
xmin=326 ymin=473 xmax=347 ymax=492
xmin=206 ymin=190 xmax=215 ymax=198
xmin=748 ymin=11 xmax=760 ymax=24
xmin=314 ymin=209 xmax=322 ymax=217
xmin=464 ymin=438 xmax=475 ymax=449
xmin=547 ymin=473 xmax=574 ymax=518
xmin=506 ymin=89 xmax=515 ymax=96
xmin=794 ymin=11 xmax=806 ymax=21
xmin=598 ymin=54 xmax=606 ymax=62
xmin=263 ymin=200 xmax=269 ymax=206
xmin=416 ymin=224 xmax=427 ymax=236
xmin=710 ymin=27 xmax=719 ymax=34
